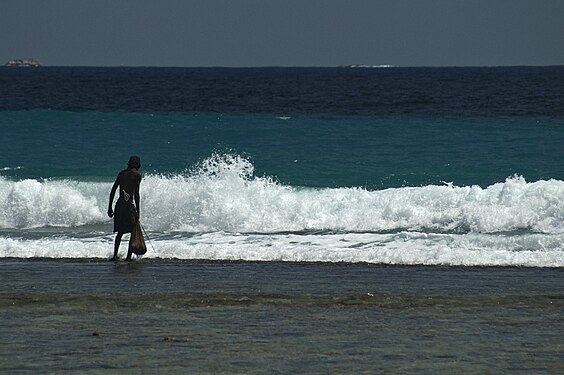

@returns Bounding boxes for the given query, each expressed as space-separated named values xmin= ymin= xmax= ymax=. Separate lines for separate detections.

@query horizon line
xmin=3 ymin=63 xmax=564 ymax=69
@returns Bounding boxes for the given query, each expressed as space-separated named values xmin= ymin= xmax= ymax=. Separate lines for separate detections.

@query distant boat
xmin=339 ymin=64 xmax=395 ymax=68
xmin=5 ymin=59 xmax=42 ymax=67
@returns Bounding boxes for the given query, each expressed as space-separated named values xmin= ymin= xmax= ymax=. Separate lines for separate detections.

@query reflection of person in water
xmin=108 ymin=156 xmax=142 ymax=261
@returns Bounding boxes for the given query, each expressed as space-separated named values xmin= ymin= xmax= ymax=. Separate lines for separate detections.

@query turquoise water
xmin=2 ymin=110 xmax=564 ymax=188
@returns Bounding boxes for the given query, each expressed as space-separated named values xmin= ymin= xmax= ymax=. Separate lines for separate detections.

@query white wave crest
xmin=0 ymin=178 xmax=105 ymax=229
xmin=1 ymin=154 xmax=564 ymax=267
xmin=142 ymin=159 xmax=564 ymax=234
xmin=1 ymin=155 xmax=564 ymax=236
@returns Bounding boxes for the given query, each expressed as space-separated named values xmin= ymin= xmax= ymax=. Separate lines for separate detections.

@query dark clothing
xmin=113 ymin=197 xmax=137 ymax=233
xmin=109 ymin=168 xmax=142 ymax=233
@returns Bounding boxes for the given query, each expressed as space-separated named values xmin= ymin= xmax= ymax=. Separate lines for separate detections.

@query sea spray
xmin=1 ymin=155 xmax=564 ymax=266
xmin=142 ymin=166 xmax=564 ymax=235
xmin=0 ymin=177 xmax=105 ymax=229
xmin=2 ymin=156 xmax=564 ymax=235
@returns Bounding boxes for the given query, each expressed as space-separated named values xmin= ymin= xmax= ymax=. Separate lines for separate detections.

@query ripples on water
xmin=0 ymin=260 xmax=562 ymax=373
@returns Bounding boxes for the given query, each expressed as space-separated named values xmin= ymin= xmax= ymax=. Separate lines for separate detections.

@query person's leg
xmin=125 ymin=242 xmax=133 ymax=261
xmin=111 ymin=232 xmax=124 ymax=261
xmin=125 ymin=209 xmax=137 ymax=262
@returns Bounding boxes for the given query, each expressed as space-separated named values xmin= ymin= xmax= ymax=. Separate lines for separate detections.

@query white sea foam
xmin=0 ymin=232 xmax=562 ymax=267
xmin=0 ymin=177 xmax=105 ymax=229
xmin=0 ymin=166 xmax=23 ymax=171
xmin=1 ymin=155 xmax=564 ymax=266
xmin=141 ymin=170 xmax=564 ymax=236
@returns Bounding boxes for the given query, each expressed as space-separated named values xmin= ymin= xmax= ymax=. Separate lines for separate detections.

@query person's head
xmin=128 ymin=155 xmax=141 ymax=170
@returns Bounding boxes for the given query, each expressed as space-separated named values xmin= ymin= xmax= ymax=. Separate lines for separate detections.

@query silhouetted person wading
xmin=108 ymin=156 xmax=142 ymax=261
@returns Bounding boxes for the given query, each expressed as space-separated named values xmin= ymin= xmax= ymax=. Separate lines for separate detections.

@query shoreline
xmin=2 ymin=257 xmax=563 ymax=269
xmin=2 ymin=259 xmax=562 ymax=296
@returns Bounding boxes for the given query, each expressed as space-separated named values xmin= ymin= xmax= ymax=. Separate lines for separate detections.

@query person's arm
xmin=133 ymin=175 xmax=141 ymax=218
xmin=108 ymin=178 xmax=119 ymax=217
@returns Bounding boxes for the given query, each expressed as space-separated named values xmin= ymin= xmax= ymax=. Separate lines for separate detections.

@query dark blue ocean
xmin=1 ymin=66 xmax=564 ymax=266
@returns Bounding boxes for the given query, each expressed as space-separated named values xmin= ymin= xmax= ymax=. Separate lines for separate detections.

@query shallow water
xmin=1 ymin=260 xmax=562 ymax=374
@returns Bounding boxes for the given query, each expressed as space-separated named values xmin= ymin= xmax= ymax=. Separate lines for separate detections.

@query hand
xmin=107 ymin=208 xmax=114 ymax=218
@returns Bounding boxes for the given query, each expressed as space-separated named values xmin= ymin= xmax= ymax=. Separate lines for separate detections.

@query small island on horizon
xmin=5 ymin=58 xmax=42 ymax=67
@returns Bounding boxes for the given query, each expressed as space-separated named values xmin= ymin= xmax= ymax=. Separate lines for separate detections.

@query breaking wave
xmin=1 ymin=154 xmax=564 ymax=266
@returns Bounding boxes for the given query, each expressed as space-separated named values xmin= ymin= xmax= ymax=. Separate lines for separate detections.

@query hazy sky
xmin=2 ymin=0 xmax=563 ymax=67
